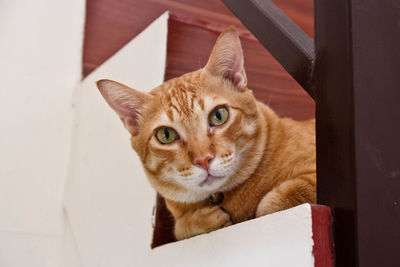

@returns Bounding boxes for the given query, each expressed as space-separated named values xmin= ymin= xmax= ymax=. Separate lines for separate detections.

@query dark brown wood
xmin=315 ymin=0 xmax=400 ymax=266
xmin=314 ymin=1 xmax=356 ymax=266
xmin=272 ymin=0 xmax=314 ymax=38
xmin=350 ymin=1 xmax=400 ymax=264
xmin=151 ymin=194 xmax=176 ymax=248
xmin=311 ymin=205 xmax=335 ymax=267
xmin=222 ymin=0 xmax=316 ymax=99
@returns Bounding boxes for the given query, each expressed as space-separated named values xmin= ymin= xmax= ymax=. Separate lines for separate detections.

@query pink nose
xmin=193 ymin=153 xmax=215 ymax=171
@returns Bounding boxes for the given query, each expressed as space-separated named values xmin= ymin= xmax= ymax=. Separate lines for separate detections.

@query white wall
xmin=0 ymin=0 xmax=85 ymax=266
xmin=63 ymin=12 xmax=169 ymax=267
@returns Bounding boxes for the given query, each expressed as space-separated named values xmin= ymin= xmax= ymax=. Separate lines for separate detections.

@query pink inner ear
xmin=204 ymin=28 xmax=248 ymax=90
xmin=105 ymin=92 xmax=141 ymax=135
xmin=122 ymin=116 xmax=139 ymax=136
xmin=97 ymin=79 xmax=149 ymax=136
xmin=222 ymin=55 xmax=247 ymax=90
xmin=233 ymin=72 xmax=247 ymax=89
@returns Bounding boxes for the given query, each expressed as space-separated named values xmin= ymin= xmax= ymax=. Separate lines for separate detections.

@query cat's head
xmin=97 ymin=27 xmax=266 ymax=203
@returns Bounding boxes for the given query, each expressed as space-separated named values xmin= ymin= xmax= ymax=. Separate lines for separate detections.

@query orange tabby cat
xmin=96 ymin=27 xmax=316 ymax=240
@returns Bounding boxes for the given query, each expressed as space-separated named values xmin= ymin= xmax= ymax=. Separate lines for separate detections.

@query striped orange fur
xmin=97 ymin=27 xmax=316 ymax=241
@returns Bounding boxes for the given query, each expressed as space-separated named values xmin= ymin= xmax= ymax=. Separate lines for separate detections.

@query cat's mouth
xmin=199 ymin=174 xmax=224 ymax=187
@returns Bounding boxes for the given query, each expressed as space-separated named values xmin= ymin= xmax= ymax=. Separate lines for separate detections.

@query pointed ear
xmin=203 ymin=26 xmax=247 ymax=91
xmin=96 ymin=79 xmax=150 ymax=135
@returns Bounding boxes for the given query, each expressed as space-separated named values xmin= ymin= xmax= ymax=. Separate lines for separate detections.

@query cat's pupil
xmin=165 ymin=129 xmax=170 ymax=139
xmin=216 ymin=110 xmax=222 ymax=120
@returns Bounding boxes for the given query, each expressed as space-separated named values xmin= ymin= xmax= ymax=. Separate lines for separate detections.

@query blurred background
xmin=0 ymin=0 xmax=313 ymax=266
xmin=83 ymin=0 xmax=314 ymax=119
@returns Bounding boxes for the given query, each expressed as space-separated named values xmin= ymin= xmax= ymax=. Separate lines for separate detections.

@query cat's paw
xmin=197 ymin=206 xmax=232 ymax=231
xmin=174 ymin=206 xmax=232 ymax=240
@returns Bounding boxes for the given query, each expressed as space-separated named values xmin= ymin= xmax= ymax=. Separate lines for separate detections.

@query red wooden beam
xmin=311 ymin=205 xmax=335 ymax=267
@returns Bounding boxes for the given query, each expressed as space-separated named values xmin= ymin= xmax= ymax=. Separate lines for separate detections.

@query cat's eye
xmin=156 ymin=127 xmax=178 ymax=144
xmin=209 ymin=106 xmax=229 ymax=126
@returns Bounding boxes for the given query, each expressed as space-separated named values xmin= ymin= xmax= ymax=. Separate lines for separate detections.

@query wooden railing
xmin=222 ymin=0 xmax=400 ymax=266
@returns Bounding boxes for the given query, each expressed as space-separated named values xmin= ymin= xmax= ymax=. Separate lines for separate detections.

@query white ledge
xmin=150 ymin=204 xmax=314 ymax=267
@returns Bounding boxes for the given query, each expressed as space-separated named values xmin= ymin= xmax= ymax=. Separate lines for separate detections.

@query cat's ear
xmin=96 ymin=79 xmax=150 ymax=135
xmin=203 ymin=26 xmax=247 ymax=91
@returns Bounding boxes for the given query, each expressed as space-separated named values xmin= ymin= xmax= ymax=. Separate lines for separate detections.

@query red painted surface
xmin=83 ymin=0 xmax=313 ymax=77
xmin=168 ymin=13 xmax=257 ymax=41
xmin=311 ymin=205 xmax=335 ymax=267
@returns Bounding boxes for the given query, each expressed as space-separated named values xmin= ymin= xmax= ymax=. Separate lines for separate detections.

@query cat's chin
xmin=199 ymin=174 xmax=225 ymax=187
xmin=158 ymin=176 xmax=230 ymax=203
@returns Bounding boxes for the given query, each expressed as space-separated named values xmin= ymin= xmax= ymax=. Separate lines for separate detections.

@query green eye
xmin=209 ymin=106 xmax=229 ymax=126
xmin=156 ymin=127 xmax=178 ymax=144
